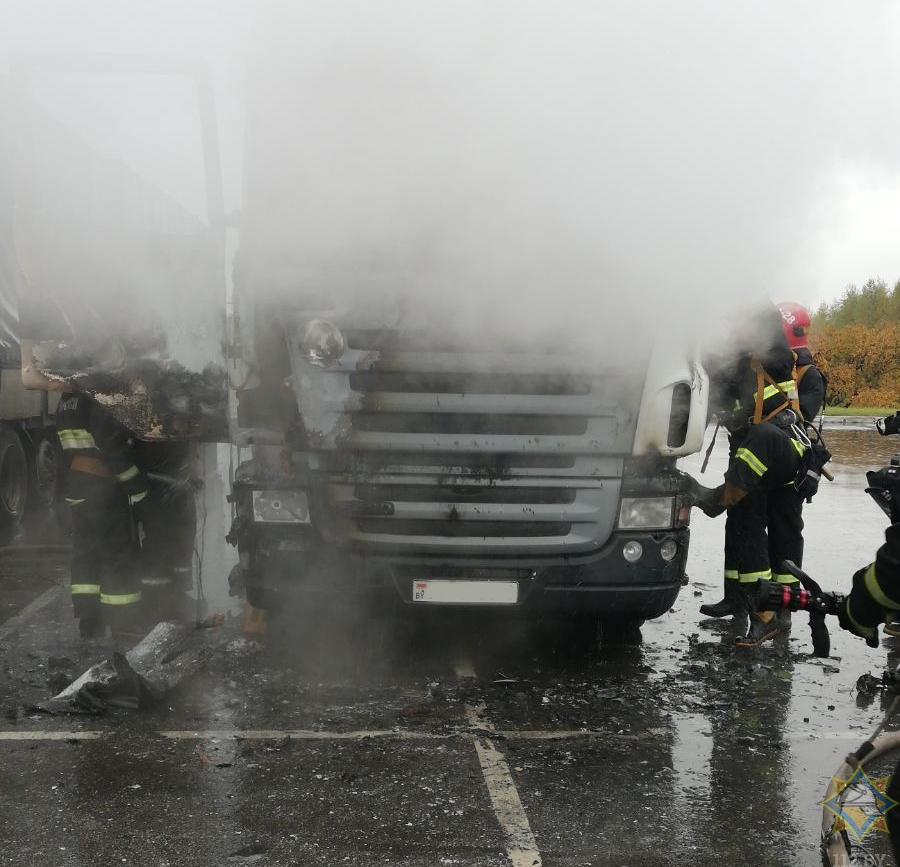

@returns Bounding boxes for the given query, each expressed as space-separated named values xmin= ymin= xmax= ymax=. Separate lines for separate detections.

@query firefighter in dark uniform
xmin=56 ymin=391 xmax=148 ymax=638
xmin=840 ymin=523 xmax=900 ymax=646
xmin=777 ymin=302 xmax=826 ymax=425
xmin=839 ymin=521 xmax=900 ymax=855
xmin=695 ymin=302 xmax=806 ymax=646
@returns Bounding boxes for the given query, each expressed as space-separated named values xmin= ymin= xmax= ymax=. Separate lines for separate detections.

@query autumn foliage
xmin=811 ymin=279 xmax=900 ymax=407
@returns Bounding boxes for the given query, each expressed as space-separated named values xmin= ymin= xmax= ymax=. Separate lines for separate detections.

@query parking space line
xmin=0 ymin=586 xmax=63 ymax=643
xmin=454 ymin=655 xmax=543 ymax=867
xmin=159 ymin=729 xmax=453 ymax=741
xmin=473 ymin=737 xmax=542 ymax=867
xmin=0 ymin=727 xmax=868 ymax=744
xmin=0 ymin=730 xmax=100 ymax=741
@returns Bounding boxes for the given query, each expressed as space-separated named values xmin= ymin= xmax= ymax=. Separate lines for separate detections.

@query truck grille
xmin=295 ymin=329 xmax=643 ymax=554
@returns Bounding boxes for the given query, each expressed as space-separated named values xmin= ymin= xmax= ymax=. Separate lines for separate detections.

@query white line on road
xmin=465 ymin=701 xmax=493 ymax=732
xmin=0 ymin=727 xmax=872 ymax=743
xmin=0 ymin=730 xmax=100 ymax=741
xmin=455 ymin=655 xmax=543 ymax=867
xmin=473 ymin=737 xmax=542 ymax=867
xmin=160 ymin=729 xmax=453 ymax=741
xmin=0 ymin=586 xmax=63 ymax=644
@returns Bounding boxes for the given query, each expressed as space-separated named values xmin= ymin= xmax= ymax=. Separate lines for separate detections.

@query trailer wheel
xmin=30 ymin=435 xmax=63 ymax=512
xmin=0 ymin=428 xmax=28 ymax=528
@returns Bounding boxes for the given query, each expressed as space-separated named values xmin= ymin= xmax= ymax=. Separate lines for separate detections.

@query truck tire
xmin=29 ymin=435 xmax=63 ymax=512
xmin=0 ymin=427 xmax=28 ymax=530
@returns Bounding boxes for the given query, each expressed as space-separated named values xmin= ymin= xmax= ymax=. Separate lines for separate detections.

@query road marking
xmin=466 ymin=701 xmax=493 ymax=731
xmin=160 ymin=729 xmax=453 ymax=741
xmin=455 ymin=654 xmax=543 ymax=867
xmin=0 ymin=730 xmax=100 ymax=741
xmin=0 ymin=726 xmax=873 ymax=744
xmin=473 ymin=737 xmax=542 ymax=867
xmin=0 ymin=586 xmax=63 ymax=643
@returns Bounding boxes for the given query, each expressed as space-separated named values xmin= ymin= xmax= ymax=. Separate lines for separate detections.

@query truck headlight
xmin=618 ymin=496 xmax=674 ymax=530
xmin=252 ymin=490 xmax=311 ymax=524
xmin=301 ymin=319 xmax=345 ymax=368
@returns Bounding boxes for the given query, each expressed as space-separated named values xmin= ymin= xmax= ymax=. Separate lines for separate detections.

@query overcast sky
xmin=3 ymin=0 xmax=900 ymax=314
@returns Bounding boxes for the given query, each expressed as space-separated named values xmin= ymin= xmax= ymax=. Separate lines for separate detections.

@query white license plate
xmin=412 ymin=579 xmax=518 ymax=605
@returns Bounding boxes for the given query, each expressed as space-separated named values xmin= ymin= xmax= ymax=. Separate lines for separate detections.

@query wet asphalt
xmin=1 ymin=426 xmax=899 ymax=867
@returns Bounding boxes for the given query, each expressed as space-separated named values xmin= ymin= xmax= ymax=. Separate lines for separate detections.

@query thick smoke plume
xmin=3 ymin=1 xmax=900 ymax=357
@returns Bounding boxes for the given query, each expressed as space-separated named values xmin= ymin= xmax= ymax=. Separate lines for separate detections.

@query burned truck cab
xmin=229 ymin=278 xmax=708 ymax=621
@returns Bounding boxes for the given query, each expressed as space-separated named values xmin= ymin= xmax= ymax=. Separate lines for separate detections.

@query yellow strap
xmin=100 ymin=592 xmax=143 ymax=606
xmin=753 ymin=365 xmax=765 ymax=425
xmin=750 ymin=356 xmax=800 ymax=423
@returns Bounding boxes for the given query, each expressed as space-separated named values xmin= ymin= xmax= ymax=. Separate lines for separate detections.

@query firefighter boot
xmin=78 ymin=609 xmax=105 ymax=640
xmin=699 ymin=580 xmax=740 ymax=618
xmin=735 ymin=582 xmax=779 ymax=648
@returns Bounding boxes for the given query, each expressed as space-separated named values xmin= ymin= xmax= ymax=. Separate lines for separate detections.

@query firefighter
xmin=56 ymin=391 xmax=148 ymax=639
xmin=696 ymin=302 xmax=805 ymax=646
xmin=839 ymin=522 xmax=900 ymax=647
xmin=776 ymin=301 xmax=826 ymax=425
xmin=696 ymin=414 xmax=806 ymax=645
xmin=840 ymin=522 xmax=900 ymax=853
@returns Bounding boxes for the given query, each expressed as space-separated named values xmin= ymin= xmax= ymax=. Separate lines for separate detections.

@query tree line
xmin=810 ymin=278 xmax=900 ymax=408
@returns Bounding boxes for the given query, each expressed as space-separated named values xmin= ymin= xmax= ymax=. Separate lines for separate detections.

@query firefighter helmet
xmin=776 ymin=301 xmax=812 ymax=349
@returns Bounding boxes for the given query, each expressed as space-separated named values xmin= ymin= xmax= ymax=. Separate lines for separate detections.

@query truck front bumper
xmin=380 ymin=528 xmax=688 ymax=619
xmin=246 ymin=525 xmax=688 ymax=620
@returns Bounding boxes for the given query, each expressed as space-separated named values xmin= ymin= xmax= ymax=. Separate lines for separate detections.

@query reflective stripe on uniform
xmin=754 ymin=380 xmax=798 ymax=403
xmin=100 ymin=591 xmax=143 ymax=606
xmin=57 ymin=429 xmax=98 ymax=450
xmin=724 ymin=569 xmax=740 ymax=582
xmin=845 ymin=601 xmax=877 ymax=638
xmin=116 ymin=464 xmax=139 ymax=483
xmin=128 ymin=491 xmax=147 ymax=505
xmin=790 ymin=438 xmax=806 ymax=456
xmin=739 ymin=569 xmax=771 ymax=583
xmin=64 ymin=498 xmax=86 ymax=506
xmin=773 ymin=572 xmax=799 ymax=585
xmin=735 ymin=447 xmax=767 ymax=477
xmin=71 ymin=583 xmax=101 ymax=595
xmin=863 ymin=563 xmax=900 ymax=611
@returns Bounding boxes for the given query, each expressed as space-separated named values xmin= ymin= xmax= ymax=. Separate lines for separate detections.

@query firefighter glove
xmin=696 ymin=484 xmax=726 ymax=519
xmin=838 ymin=567 xmax=882 ymax=648
xmin=681 ymin=476 xmax=726 ymax=519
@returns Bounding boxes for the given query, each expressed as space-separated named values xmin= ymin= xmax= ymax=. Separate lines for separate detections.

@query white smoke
xmin=3 ymin=1 xmax=900 ymax=347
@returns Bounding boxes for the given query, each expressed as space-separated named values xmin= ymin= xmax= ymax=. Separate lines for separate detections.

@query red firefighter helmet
xmin=776 ymin=301 xmax=812 ymax=349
